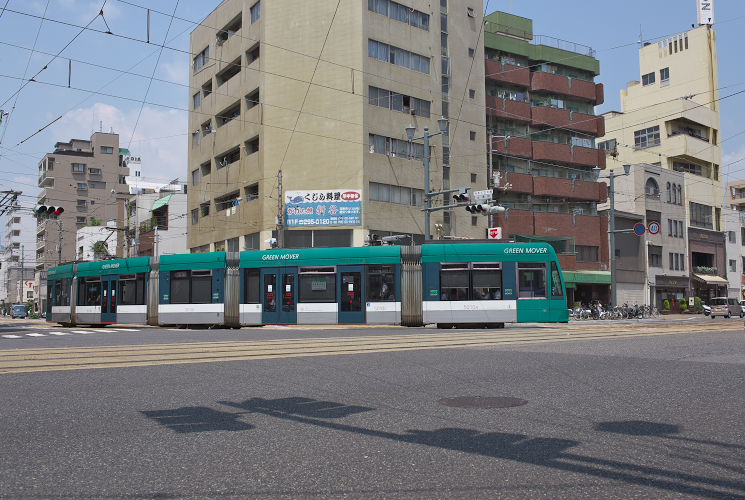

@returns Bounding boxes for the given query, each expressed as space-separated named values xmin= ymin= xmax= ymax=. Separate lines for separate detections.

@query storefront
xmin=691 ymin=273 xmax=728 ymax=303
xmin=653 ymin=275 xmax=689 ymax=311
xmin=563 ymin=270 xmax=610 ymax=306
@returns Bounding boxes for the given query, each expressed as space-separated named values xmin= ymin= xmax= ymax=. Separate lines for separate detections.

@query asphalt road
xmin=1 ymin=318 xmax=744 ymax=500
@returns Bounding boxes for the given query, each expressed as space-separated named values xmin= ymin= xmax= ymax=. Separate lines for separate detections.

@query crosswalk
xmin=1 ymin=328 xmax=142 ymax=340
xmin=0 ymin=321 xmax=741 ymax=375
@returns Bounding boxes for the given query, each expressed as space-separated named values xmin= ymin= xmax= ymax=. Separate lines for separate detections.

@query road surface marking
xmin=91 ymin=329 xmax=116 ymax=333
xmin=48 ymin=332 xmax=70 ymax=336
xmin=0 ymin=321 xmax=740 ymax=374
xmin=25 ymin=333 xmax=46 ymax=337
xmin=1 ymin=335 xmax=22 ymax=339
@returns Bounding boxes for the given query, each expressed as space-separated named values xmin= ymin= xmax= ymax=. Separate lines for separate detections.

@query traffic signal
xmin=35 ymin=205 xmax=64 ymax=217
xmin=465 ymin=204 xmax=506 ymax=215
xmin=452 ymin=187 xmax=470 ymax=202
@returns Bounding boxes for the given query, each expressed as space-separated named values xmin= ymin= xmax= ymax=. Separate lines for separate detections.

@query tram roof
xmin=77 ymin=257 xmax=151 ymax=277
xmin=240 ymin=246 xmax=401 ymax=267
xmin=48 ymin=264 xmax=75 ymax=279
xmin=422 ymin=242 xmax=558 ymax=263
xmin=160 ymin=252 xmax=226 ymax=271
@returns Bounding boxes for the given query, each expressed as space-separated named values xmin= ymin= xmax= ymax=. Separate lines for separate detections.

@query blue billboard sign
xmin=285 ymin=189 xmax=362 ymax=228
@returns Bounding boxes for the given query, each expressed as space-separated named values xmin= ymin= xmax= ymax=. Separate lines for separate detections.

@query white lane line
xmin=91 ymin=329 xmax=116 ymax=333
xmin=26 ymin=333 xmax=46 ymax=337
xmin=71 ymin=330 xmax=90 ymax=334
xmin=1 ymin=334 xmax=22 ymax=338
xmin=49 ymin=331 xmax=71 ymax=336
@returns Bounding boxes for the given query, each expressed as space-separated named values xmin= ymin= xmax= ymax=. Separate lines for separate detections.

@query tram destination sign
xmin=285 ymin=189 xmax=362 ymax=227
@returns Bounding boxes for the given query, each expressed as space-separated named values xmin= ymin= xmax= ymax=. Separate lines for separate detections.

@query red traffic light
xmin=54 ymin=207 xmax=64 ymax=216
xmin=35 ymin=205 xmax=64 ymax=217
xmin=453 ymin=193 xmax=470 ymax=202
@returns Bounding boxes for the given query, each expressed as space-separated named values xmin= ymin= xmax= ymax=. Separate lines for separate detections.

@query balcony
xmin=532 ymin=176 xmax=607 ymax=202
xmin=38 ymin=173 xmax=54 ymax=188
xmin=530 ymin=106 xmax=604 ymax=136
xmin=485 ymin=59 xmax=530 ymax=87
xmin=492 ymin=209 xmax=534 ymax=235
xmin=489 ymin=135 xmax=532 ymax=158
xmin=486 ymin=95 xmax=531 ymax=123
xmin=532 ymin=141 xmax=606 ymax=168
xmin=664 ymin=133 xmax=717 ymax=164
xmin=501 ymin=171 xmax=532 ymax=194
xmin=530 ymin=71 xmax=602 ymax=103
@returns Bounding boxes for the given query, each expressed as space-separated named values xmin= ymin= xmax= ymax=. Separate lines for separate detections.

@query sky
xmin=0 ymin=0 xmax=743 ymax=256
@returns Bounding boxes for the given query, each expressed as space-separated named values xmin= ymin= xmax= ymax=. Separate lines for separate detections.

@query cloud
xmin=161 ymin=58 xmax=188 ymax=86
xmin=51 ymin=102 xmax=187 ymax=183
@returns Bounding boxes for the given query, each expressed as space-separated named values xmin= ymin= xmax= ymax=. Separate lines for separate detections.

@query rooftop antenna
xmin=99 ymin=120 xmax=103 ymax=132
xmin=638 ymin=24 xmax=643 ymax=45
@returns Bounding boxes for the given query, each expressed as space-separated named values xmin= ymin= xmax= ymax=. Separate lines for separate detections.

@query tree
xmin=89 ymin=218 xmax=102 ymax=226
xmin=91 ymin=241 xmax=109 ymax=256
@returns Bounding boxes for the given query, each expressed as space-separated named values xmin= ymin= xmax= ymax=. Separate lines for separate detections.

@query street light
xmin=406 ymin=116 xmax=449 ymax=240
xmin=595 ymin=164 xmax=632 ymax=308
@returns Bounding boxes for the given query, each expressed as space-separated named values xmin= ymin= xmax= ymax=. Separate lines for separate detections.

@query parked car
xmin=709 ymin=297 xmax=744 ymax=318
xmin=10 ymin=304 xmax=27 ymax=319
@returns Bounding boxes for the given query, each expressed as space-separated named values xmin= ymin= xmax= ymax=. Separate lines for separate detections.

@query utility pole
xmin=596 ymin=164 xmax=632 ymax=308
xmin=19 ymin=244 xmax=23 ymax=304
xmin=57 ymin=219 xmax=63 ymax=266
xmin=154 ymin=225 xmax=159 ymax=258
xmin=276 ymin=169 xmax=284 ymax=248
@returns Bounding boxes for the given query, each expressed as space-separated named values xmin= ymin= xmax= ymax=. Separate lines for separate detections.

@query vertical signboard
xmin=487 ymin=227 xmax=503 ymax=240
xmin=285 ymin=190 xmax=362 ymax=228
xmin=697 ymin=0 xmax=714 ymax=25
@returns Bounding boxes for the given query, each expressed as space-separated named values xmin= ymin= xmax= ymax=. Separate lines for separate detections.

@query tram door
xmin=261 ymin=267 xmax=297 ymax=324
xmin=338 ymin=265 xmax=365 ymax=324
xmin=101 ymin=276 xmax=118 ymax=323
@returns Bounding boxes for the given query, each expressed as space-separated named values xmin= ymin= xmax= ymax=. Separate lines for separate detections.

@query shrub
xmin=694 ymin=296 xmax=702 ymax=313
xmin=662 ymin=299 xmax=670 ymax=312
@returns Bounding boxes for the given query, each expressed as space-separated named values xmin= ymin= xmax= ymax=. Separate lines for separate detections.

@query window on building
xmin=645 ymin=178 xmax=660 ymax=198
xmin=200 ymin=202 xmax=210 ymax=217
xmin=690 ymin=202 xmax=713 ymax=229
xmin=730 ymin=259 xmax=737 ymax=272
xmin=89 ymin=167 xmax=101 ymax=175
xmin=76 ymin=216 xmax=86 ymax=223
xmin=666 ymin=182 xmax=672 ymax=203
xmin=369 ymin=134 xmax=423 ymax=159
xmin=369 ymin=182 xmax=424 ymax=206
xmin=368 ymin=0 xmax=429 ymax=30
xmin=192 ymin=169 xmax=201 ymax=186
xmin=246 ymin=43 xmax=260 ymax=64
xmin=244 ymin=136 xmax=260 ymax=155
xmin=244 ymin=183 xmax=259 ymax=201
xmin=71 ymin=163 xmax=86 ymax=173
xmin=648 ymin=245 xmax=662 ymax=267
xmin=216 ymin=57 xmax=241 ymax=86
xmin=742 ymin=256 xmax=745 ymax=272
xmin=741 ymin=227 xmax=745 ymax=245
xmin=680 ymin=253 xmax=685 ymax=271
xmin=634 ymin=126 xmax=660 ymax=148
xmin=469 ymin=131 xmax=476 ymax=141
xmin=598 ymin=139 xmax=617 ymax=153
xmin=171 ymin=270 xmax=212 ymax=304
xmin=471 ymin=216 xmax=478 ymax=226
xmin=118 ymin=175 xmax=126 ymax=184
xmin=119 ymin=274 xmax=146 ymax=305
xmin=676 ymin=185 xmax=683 ymax=204
xmin=244 ymin=232 xmax=260 ymax=250
xmin=660 ymin=67 xmax=670 ymax=85
xmin=642 ymin=72 xmax=656 ymax=86
xmin=192 ymin=91 xmax=201 ymax=109
xmin=216 ymin=147 xmax=240 ymax=168
xmin=250 ymin=1 xmax=260 ymax=23
xmin=215 ymin=191 xmax=241 ymax=211
xmin=202 ymin=80 xmax=212 ymax=98
xmin=100 ymin=146 xmax=113 ymax=154
xmin=216 ymin=102 xmax=241 ymax=127
xmin=201 ymin=120 xmax=213 ymax=137
xmin=200 ymin=161 xmax=211 ymax=177
xmin=77 ymin=183 xmax=88 ymax=190
xmin=518 ymin=262 xmax=547 ymax=298
xmin=468 ymin=47 xmax=475 ymax=58
xmin=193 ymin=46 xmax=210 ymax=72
xmin=674 ymin=253 xmax=680 ymax=271
xmin=191 ymin=208 xmax=198 ymax=225
xmin=299 ymin=267 xmax=336 ymax=303
xmin=368 ymin=39 xmax=430 ymax=74
xmin=77 ymin=199 xmax=87 ymax=208
xmin=576 ymin=245 xmax=599 ymax=262
xmin=469 ymin=89 xmax=476 ymax=99
xmin=367 ymin=265 xmax=395 ymax=301
xmin=246 ymin=88 xmax=260 ymax=110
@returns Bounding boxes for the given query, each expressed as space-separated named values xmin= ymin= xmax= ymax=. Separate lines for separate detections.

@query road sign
xmin=647 ymin=221 xmax=660 ymax=235
xmin=471 ymin=189 xmax=493 ymax=201
xmin=633 ymin=222 xmax=646 ymax=236
xmin=488 ymin=227 xmax=502 ymax=239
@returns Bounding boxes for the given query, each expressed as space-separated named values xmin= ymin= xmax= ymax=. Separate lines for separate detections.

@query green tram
xmin=46 ymin=242 xmax=569 ymax=327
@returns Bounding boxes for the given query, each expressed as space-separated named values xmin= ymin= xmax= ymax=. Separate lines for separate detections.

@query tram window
xmin=120 ymin=274 xmax=146 ymax=305
xmin=53 ymin=278 xmax=70 ymax=306
xmin=244 ymin=269 xmax=260 ymax=303
xmin=518 ymin=262 xmax=547 ymax=298
xmin=299 ymin=267 xmax=336 ymax=303
xmin=171 ymin=271 xmax=191 ymax=304
xmin=550 ymin=262 xmax=564 ymax=298
xmin=367 ymin=265 xmax=395 ymax=301
xmin=472 ymin=263 xmax=502 ymax=300
xmin=80 ymin=277 xmax=102 ymax=306
xmin=191 ymin=270 xmax=213 ymax=303
xmin=440 ymin=263 xmax=469 ymax=301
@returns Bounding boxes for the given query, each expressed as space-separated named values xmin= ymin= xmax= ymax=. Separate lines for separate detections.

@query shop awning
xmin=150 ymin=194 xmax=172 ymax=212
xmin=692 ymin=273 xmax=729 ymax=285
xmin=563 ymin=270 xmax=611 ymax=287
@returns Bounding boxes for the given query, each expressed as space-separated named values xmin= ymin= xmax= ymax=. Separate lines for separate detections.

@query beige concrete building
xmin=188 ymin=0 xmax=486 ymax=251
xmin=35 ymin=132 xmax=130 ymax=271
xmin=599 ymin=24 xmax=726 ymax=303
